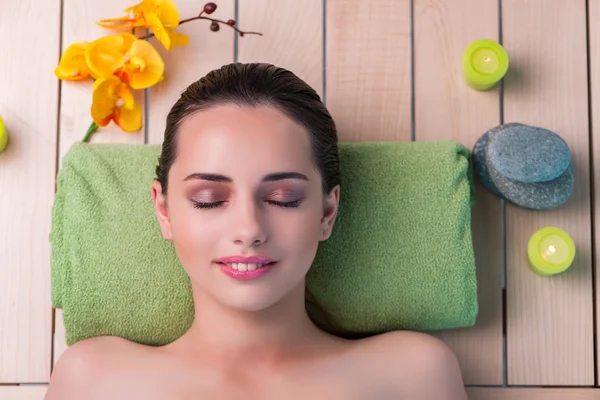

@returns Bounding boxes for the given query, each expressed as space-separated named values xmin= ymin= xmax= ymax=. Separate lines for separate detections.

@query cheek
xmin=274 ymin=202 xmax=323 ymax=253
xmin=168 ymin=200 xmax=221 ymax=264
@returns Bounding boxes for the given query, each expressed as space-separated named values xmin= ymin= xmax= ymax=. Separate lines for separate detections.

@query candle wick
xmin=483 ymin=56 xmax=491 ymax=62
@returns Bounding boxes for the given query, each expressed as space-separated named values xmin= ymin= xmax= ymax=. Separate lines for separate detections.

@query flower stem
xmin=83 ymin=121 xmax=99 ymax=143
xmin=139 ymin=15 xmax=262 ymax=40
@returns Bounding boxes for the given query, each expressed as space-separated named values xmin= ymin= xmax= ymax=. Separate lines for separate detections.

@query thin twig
xmin=139 ymin=15 xmax=262 ymax=40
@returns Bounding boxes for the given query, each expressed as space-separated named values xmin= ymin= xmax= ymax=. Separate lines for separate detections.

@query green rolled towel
xmin=51 ymin=140 xmax=477 ymax=346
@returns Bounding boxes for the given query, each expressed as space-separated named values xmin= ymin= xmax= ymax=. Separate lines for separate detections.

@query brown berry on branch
xmin=226 ymin=19 xmax=235 ymax=26
xmin=210 ymin=21 xmax=220 ymax=31
xmin=203 ymin=2 xmax=217 ymax=14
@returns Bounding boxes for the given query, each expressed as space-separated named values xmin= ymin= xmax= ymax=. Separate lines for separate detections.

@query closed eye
xmin=266 ymin=199 xmax=302 ymax=208
xmin=192 ymin=199 xmax=302 ymax=209
xmin=192 ymin=200 xmax=226 ymax=209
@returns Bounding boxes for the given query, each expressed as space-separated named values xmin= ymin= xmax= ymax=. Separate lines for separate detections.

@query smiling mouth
xmin=216 ymin=262 xmax=276 ymax=271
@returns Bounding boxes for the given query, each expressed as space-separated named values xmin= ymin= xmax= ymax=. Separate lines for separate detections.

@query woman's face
xmin=152 ymin=104 xmax=339 ymax=312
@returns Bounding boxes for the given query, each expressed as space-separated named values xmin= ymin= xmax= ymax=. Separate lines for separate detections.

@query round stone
xmin=487 ymin=159 xmax=575 ymax=210
xmin=472 ymin=128 xmax=502 ymax=197
xmin=487 ymin=123 xmax=571 ymax=184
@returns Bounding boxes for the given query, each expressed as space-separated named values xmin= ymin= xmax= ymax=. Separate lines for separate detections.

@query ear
xmin=320 ymin=185 xmax=340 ymax=241
xmin=151 ymin=180 xmax=173 ymax=241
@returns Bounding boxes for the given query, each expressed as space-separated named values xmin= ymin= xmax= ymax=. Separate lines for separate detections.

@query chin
xmin=215 ymin=286 xmax=286 ymax=312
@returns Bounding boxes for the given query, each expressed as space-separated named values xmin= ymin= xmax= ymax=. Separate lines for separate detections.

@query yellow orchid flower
xmin=91 ymin=76 xmax=142 ymax=132
xmin=54 ymin=42 xmax=95 ymax=81
xmin=85 ymin=33 xmax=165 ymax=89
xmin=97 ymin=0 xmax=184 ymax=50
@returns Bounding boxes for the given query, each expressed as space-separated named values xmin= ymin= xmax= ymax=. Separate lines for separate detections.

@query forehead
xmin=171 ymin=104 xmax=316 ymax=179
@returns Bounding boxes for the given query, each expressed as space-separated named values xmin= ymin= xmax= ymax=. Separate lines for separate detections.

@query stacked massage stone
xmin=472 ymin=123 xmax=574 ymax=210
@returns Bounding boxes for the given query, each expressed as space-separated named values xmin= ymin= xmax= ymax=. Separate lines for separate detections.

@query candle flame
xmin=541 ymin=244 xmax=558 ymax=260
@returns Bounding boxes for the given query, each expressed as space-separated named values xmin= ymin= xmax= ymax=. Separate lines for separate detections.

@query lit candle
xmin=0 ymin=116 xmax=7 ymax=153
xmin=527 ymin=227 xmax=576 ymax=276
xmin=462 ymin=39 xmax=509 ymax=91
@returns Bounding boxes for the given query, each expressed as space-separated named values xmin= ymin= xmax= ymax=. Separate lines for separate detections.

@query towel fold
xmin=51 ymin=140 xmax=477 ymax=346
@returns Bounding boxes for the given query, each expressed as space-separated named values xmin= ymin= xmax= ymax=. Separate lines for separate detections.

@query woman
xmin=46 ymin=63 xmax=467 ymax=399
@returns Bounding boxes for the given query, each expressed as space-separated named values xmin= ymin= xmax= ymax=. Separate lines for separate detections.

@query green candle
xmin=527 ymin=227 xmax=576 ymax=276
xmin=462 ymin=39 xmax=509 ymax=91
xmin=0 ymin=116 xmax=7 ymax=153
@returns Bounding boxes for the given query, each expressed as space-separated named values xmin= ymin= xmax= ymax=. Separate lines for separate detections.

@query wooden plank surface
xmin=325 ymin=0 xmax=411 ymax=141
xmin=0 ymin=0 xmax=59 ymax=383
xmin=147 ymin=0 xmax=235 ymax=145
xmin=238 ymin=0 xmax=323 ymax=97
xmin=503 ymin=0 xmax=594 ymax=385
xmin=53 ymin=0 xmax=148 ymax=368
xmin=0 ymin=386 xmax=48 ymax=400
xmin=413 ymin=0 xmax=503 ymax=385
xmin=467 ymin=388 xmax=600 ymax=400
xmin=589 ymin=0 xmax=600 ymax=385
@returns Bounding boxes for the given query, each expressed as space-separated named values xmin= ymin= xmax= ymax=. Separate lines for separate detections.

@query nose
xmin=229 ymin=195 xmax=267 ymax=248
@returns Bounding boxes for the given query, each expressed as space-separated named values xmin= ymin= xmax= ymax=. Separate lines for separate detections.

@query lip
xmin=215 ymin=255 xmax=275 ymax=264
xmin=218 ymin=262 xmax=276 ymax=281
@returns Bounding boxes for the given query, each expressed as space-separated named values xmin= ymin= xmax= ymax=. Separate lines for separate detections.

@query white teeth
xmin=225 ymin=263 xmax=264 ymax=271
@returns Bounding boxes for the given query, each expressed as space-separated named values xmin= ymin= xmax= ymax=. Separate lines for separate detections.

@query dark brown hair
xmin=155 ymin=62 xmax=340 ymax=196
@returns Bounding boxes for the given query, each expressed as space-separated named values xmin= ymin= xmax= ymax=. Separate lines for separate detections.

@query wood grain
xmin=325 ymin=0 xmax=411 ymax=142
xmin=589 ymin=0 xmax=600 ymax=386
xmin=0 ymin=0 xmax=59 ymax=383
xmin=147 ymin=0 xmax=235 ymax=145
xmin=238 ymin=0 xmax=323 ymax=98
xmin=413 ymin=0 xmax=503 ymax=385
xmin=0 ymin=386 xmax=48 ymax=400
xmin=503 ymin=0 xmax=594 ymax=385
xmin=467 ymin=388 xmax=600 ymax=400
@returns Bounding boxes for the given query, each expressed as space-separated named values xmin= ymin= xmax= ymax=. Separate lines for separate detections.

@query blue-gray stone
xmin=487 ymin=159 xmax=574 ymax=210
xmin=487 ymin=123 xmax=571 ymax=183
xmin=472 ymin=128 xmax=502 ymax=197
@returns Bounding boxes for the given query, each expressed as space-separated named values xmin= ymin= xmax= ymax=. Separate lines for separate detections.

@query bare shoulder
xmin=45 ymin=336 xmax=148 ymax=400
xmin=349 ymin=331 xmax=468 ymax=400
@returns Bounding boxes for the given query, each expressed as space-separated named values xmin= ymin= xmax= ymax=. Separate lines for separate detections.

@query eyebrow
xmin=183 ymin=172 xmax=309 ymax=183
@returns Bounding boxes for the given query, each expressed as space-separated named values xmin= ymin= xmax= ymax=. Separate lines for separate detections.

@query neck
xmin=176 ymin=280 xmax=325 ymax=365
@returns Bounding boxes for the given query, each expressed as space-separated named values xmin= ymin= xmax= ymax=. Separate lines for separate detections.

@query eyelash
xmin=192 ymin=199 xmax=302 ymax=209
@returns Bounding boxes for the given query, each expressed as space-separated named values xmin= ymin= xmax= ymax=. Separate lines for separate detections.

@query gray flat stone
xmin=487 ymin=159 xmax=575 ymax=210
xmin=487 ymin=123 xmax=571 ymax=183
xmin=472 ymin=128 xmax=502 ymax=197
